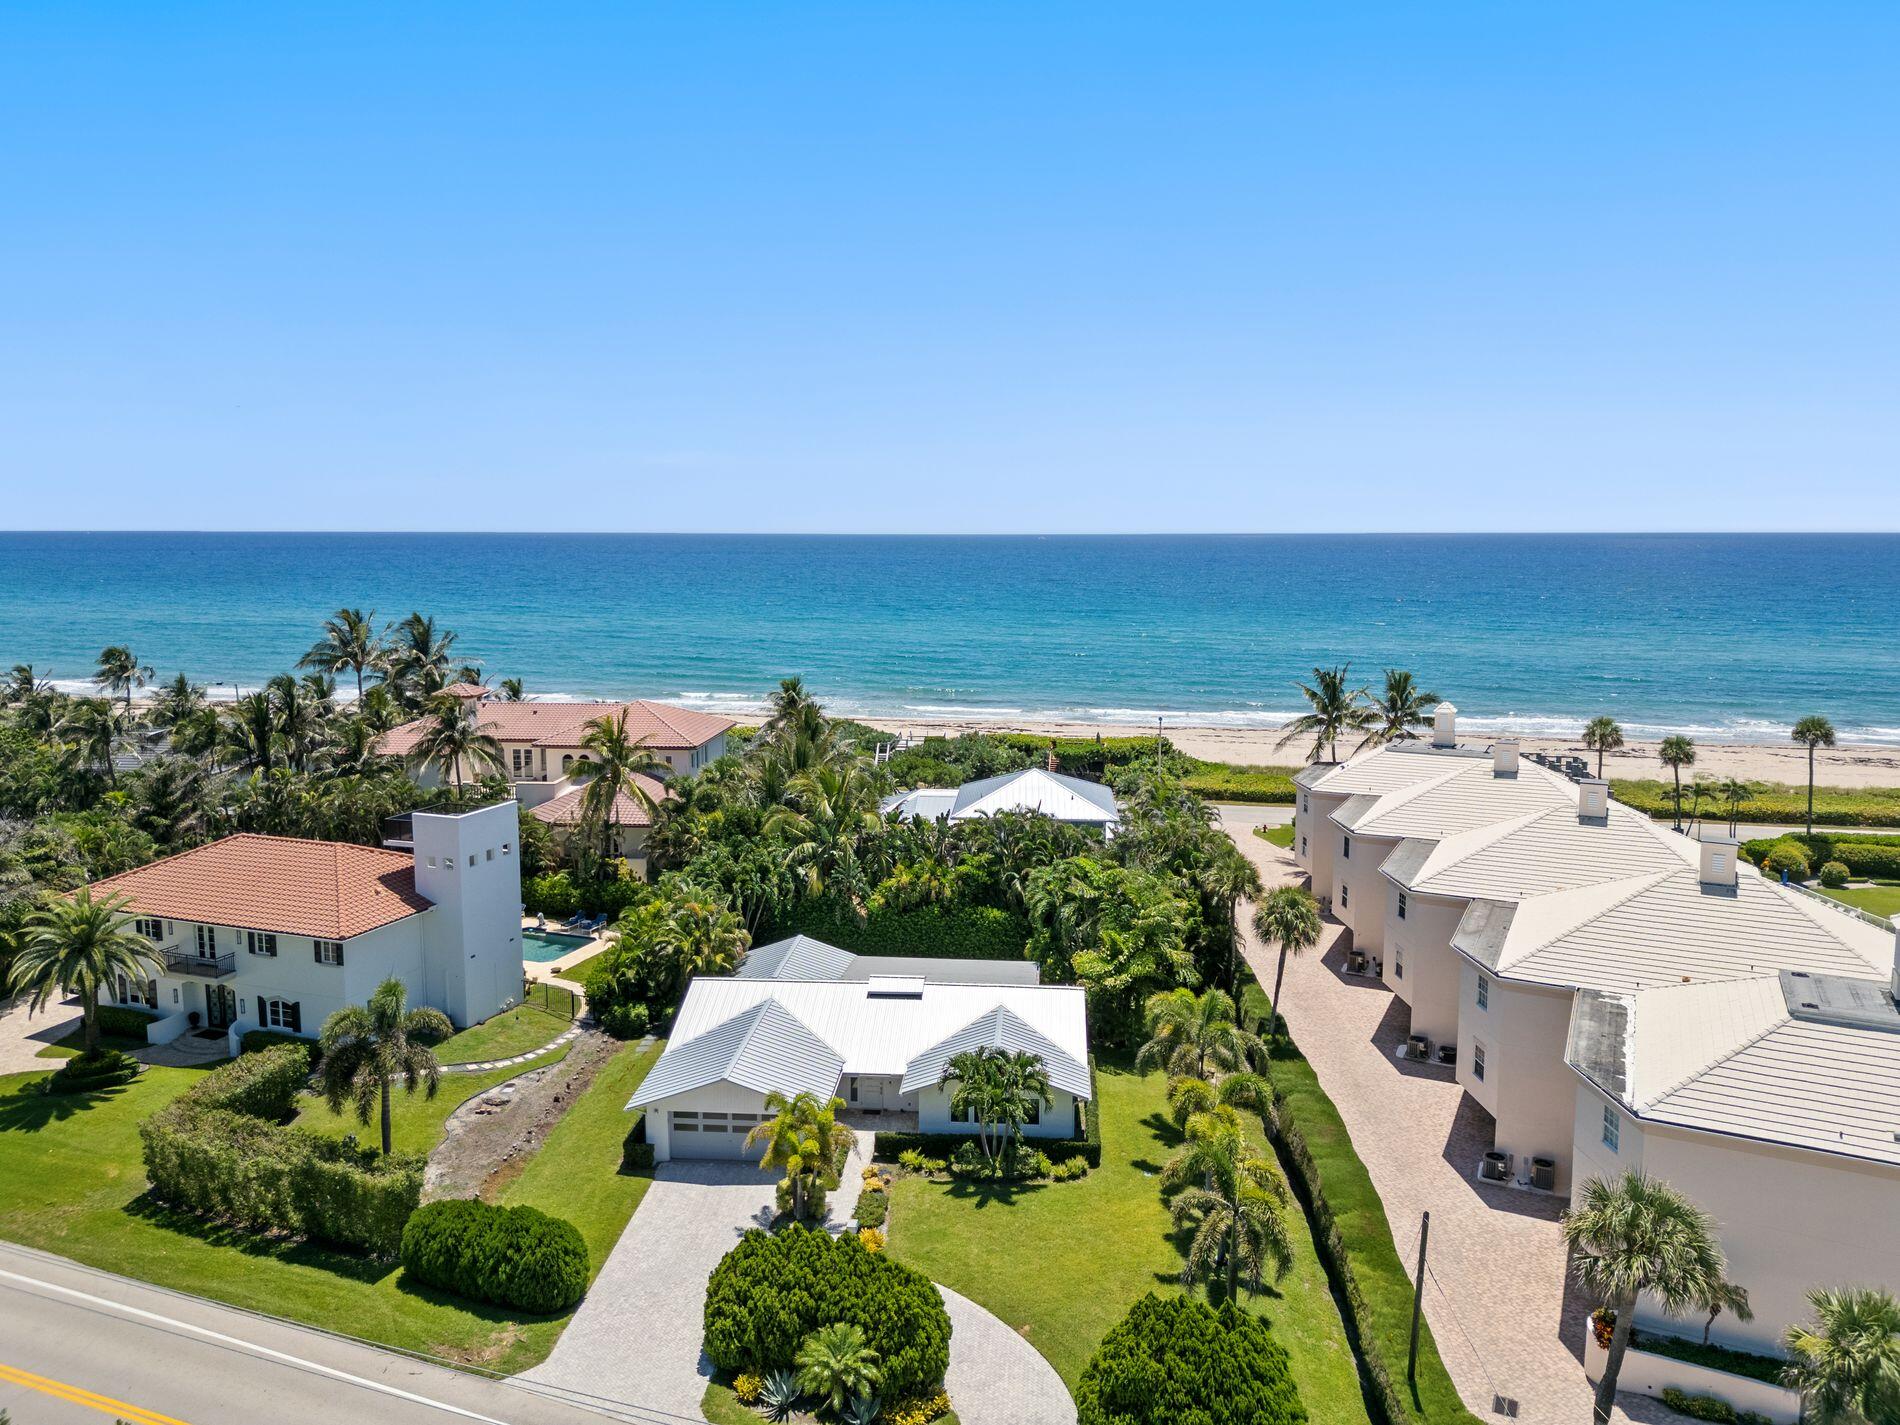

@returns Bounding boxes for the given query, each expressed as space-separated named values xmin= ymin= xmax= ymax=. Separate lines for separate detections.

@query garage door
xmin=669 ymin=1110 xmax=768 ymax=1160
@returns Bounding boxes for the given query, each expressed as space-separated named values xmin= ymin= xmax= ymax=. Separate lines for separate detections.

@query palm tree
xmin=1161 ymin=1106 xmax=1292 ymax=1301
xmin=55 ymin=698 xmax=125 ymax=787
xmin=989 ymin=1049 xmax=1054 ymax=1149
xmin=765 ymin=761 xmax=884 ymax=897
xmin=1658 ymin=735 xmax=1697 ymax=831
xmin=316 ymin=978 xmax=453 ymax=1156
xmin=96 ymin=645 xmax=153 ymax=716
xmin=1782 ymin=1286 xmax=1900 ymax=1425
xmin=1792 ymin=715 xmax=1837 ymax=837
xmin=149 ymin=672 xmax=208 ymax=730
xmin=269 ymin=674 xmax=324 ymax=773
xmin=1166 ymin=1071 xmax=1272 ymax=1128
xmin=299 ymin=608 xmax=383 ymax=703
xmin=1718 ymin=776 xmax=1758 ymax=835
xmin=795 ymin=1322 xmax=881 ymax=1418
xmin=575 ymin=709 xmax=670 ymax=864
xmin=1136 ymin=987 xmax=1263 ymax=1080
xmin=499 ymin=677 xmax=526 ymax=701
xmin=383 ymin=612 xmax=458 ymax=707
xmin=941 ymin=1048 xmax=1003 ymax=1161
xmin=1251 ymin=885 xmax=1321 ymax=1048
xmin=1684 ymin=775 xmax=1719 ymax=834
xmin=221 ymin=690 xmax=278 ymax=773
xmin=744 ymin=1090 xmax=852 ymax=1220
xmin=3 ymin=663 xmax=52 ymax=704
xmin=132 ymin=756 xmax=213 ymax=846
xmin=406 ymin=695 xmax=504 ymax=795
xmin=1698 ymin=1276 xmax=1753 ymax=1346
xmin=7 ymin=889 xmax=159 ymax=1055
xmin=1276 ymin=665 xmax=1374 ymax=763
xmin=1359 ymin=669 xmax=1441 ymax=751
xmin=649 ymin=892 xmax=749 ymax=1000
xmin=1583 ymin=716 xmax=1624 ymax=778
xmin=1563 ymin=1171 xmax=1729 ymax=1425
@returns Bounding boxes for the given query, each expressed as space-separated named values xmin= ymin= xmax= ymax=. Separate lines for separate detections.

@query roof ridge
xmin=1638 ymin=978 xmax=1791 ymax=1108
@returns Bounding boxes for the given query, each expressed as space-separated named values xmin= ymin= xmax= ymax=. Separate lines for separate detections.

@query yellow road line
xmin=0 ymin=1360 xmax=195 ymax=1425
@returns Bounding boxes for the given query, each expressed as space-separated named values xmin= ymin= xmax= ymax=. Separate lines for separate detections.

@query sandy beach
xmin=857 ymin=715 xmax=1900 ymax=788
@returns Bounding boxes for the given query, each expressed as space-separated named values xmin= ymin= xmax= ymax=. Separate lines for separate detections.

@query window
xmin=848 ymin=1077 xmax=859 ymax=1103
xmin=1394 ymin=948 xmax=1404 ymax=980
xmin=511 ymin=747 xmax=535 ymax=776
xmin=135 ymin=916 xmax=166 ymax=941
xmin=1301 ymin=794 xmax=1309 ymax=813
xmin=950 ymin=1101 xmax=970 ymax=1123
xmin=246 ymin=931 xmax=277 ymax=957
xmin=171 ymin=986 xmax=180 ymax=1005
xmin=1475 ymin=974 xmax=1490 ymax=1010
xmin=561 ymin=754 xmax=575 ymax=772
xmin=1601 ymin=1104 xmax=1621 ymax=1153
xmin=468 ymin=854 xmax=477 ymax=868
xmin=1342 ymin=835 xmax=1351 ymax=860
xmin=502 ymin=842 xmax=512 ymax=855
xmin=314 ymin=939 xmax=344 ymax=967
xmin=485 ymin=848 xmax=494 ymax=862
xmin=427 ymin=855 xmax=437 ymax=868
xmin=1472 ymin=1043 xmax=1486 ymax=1082
xmin=262 ymin=999 xmax=302 ymax=1032
xmin=195 ymin=925 xmax=217 ymax=955
xmin=1397 ymin=891 xmax=1408 ymax=921
xmin=1339 ymin=882 xmax=1349 ymax=909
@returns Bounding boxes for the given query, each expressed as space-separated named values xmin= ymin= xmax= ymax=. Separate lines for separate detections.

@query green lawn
xmin=1255 ymin=822 xmax=1296 ymax=849
xmin=554 ymin=950 xmax=606 ymax=985
xmin=432 ymin=1004 xmax=571 ymax=1065
xmin=885 ymin=1059 xmax=1369 ymax=1423
xmin=293 ymin=1046 xmax=571 ymax=1156
xmin=0 ymin=1039 xmax=660 ymax=1374
xmin=1820 ymin=884 xmax=1900 ymax=917
xmin=35 ymin=1028 xmax=150 ymax=1061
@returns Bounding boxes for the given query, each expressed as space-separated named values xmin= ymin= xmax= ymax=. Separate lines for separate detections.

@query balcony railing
xmin=164 ymin=948 xmax=237 ymax=979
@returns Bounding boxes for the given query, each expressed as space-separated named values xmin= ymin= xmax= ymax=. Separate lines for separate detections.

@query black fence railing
xmin=164 ymin=948 xmax=237 ymax=979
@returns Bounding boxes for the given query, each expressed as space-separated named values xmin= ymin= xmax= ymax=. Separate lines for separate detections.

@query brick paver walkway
xmin=1220 ymin=805 xmax=1667 ymax=1425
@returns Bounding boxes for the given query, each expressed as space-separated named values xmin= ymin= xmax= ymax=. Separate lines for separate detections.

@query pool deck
xmin=520 ymin=917 xmax=609 ymax=985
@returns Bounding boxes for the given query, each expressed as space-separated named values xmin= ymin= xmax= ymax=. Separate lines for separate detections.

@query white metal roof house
xmin=735 ymin=934 xmax=1042 ymax=986
xmin=628 ymin=952 xmax=1090 ymax=1162
xmin=882 ymin=767 xmax=1120 ymax=831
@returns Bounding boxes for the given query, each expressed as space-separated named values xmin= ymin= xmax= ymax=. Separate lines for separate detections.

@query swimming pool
xmin=521 ymin=929 xmax=592 ymax=963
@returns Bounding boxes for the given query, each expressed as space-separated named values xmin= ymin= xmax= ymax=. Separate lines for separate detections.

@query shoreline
xmin=854 ymin=715 xmax=1900 ymax=789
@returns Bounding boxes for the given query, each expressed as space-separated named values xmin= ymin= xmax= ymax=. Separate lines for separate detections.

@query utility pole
xmin=1408 ymin=1211 xmax=1430 ymax=1389
xmin=1156 ymin=715 xmax=1164 ymax=774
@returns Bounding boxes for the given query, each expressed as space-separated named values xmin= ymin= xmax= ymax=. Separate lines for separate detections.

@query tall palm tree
xmin=299 ymin=608 xmax=383 ymax=703
xmin=1563 ymin=1171 xmax=1729 ymax=1425
xmin=499 ymin=677 xmax=526 ymax=701
xmin=941 ymin=1048 xmax=1005 ymax=1160
xmin=7 ymin=889 xmax=158 ymax=1054
xmin=575 ymin=709 xmax=670 ymax=864
xmin=1136 ymin=987 xmax=1263 ymax=1080
xmin=132 ymin=756 xmax=213 ymax=847
xmin=3 ymin=663 xmax=52 ymax=704
xmin=96 ymin=645 xmax=153 ymax=716
xmin=1161 ymin=1106 xmax=1293 ymax=1301
xmin=55 ymin=698 xmax=125 ymax=787
xmin=743 ymin=1090 xmax=851 ymax=1220
xmin=795 ymin=1322 xmax=882 ymax=1418
xmin=1658 ymin=735 xmax=1697 ymax=832
xmin=1251 ymin=885 xmax=1321 ymax=1049
xmin=1582 ymin=716 xmax=1624 ymax=778
xmin=1684 ymin=775 xmax=1719 ymax=834
xmin=221 ymin=690 xmax=278 ymax=773
xmin=1359 ymin=669 xmax=1441 ymax=751
xmin=649 ymin=892 xmax=749 ymax=1000
xmin=1718 ymin=776 xmax=1758 ymax=835
xmin=1782 ymin=1286 xmax=1900 ymax=1425
xmin=1791 ymin=715 xmax=1837 ymax=837
xmin=1276 ymin=665 xmax=1374 ymax=763
xmin=765 ymin=761 xmax=884 ymax=897
xmin=269 ymin=674 xmax=324 ymax=773
xmin=316 ymin=977 xmax=453 ymax=1156
xmin=383 ymin=612 xmax=458 ymax=707
xmin=989 ymin=1048 xmax=1054 ymax=1149
xmin=405 ymin=695 xmax=504 ymax=795
xmin=148 ymin=672 xmax=208 ymax=730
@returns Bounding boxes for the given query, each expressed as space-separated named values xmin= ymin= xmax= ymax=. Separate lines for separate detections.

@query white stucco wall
xmin=412 ymin=802 xmax=525 ymax=1026
xmin=1332 ymin=831 xmax=1400 ymax=954
xmin=1456 ymin=965 xmax=1580 ymax=1189
xmin=915 ymin=1084 xmax=1081 ymax=1139
xmin=1294 ymin=788 xmax=1345 ymax=901
xmin=641 ymin=1080 xmax=776 ymax=1163
xmin=1383 ymin=890 xmax=1467 ymax=1049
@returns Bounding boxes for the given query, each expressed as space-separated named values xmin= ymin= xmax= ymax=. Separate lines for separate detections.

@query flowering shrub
xmin=880 ymin=1389 xmax=952 ymax=1425
xmin=858 ymin=1226 xmax=886 ymax=1253
xmin=1591 ymin=1308 xmax=1616 ymax=1349
xmin=732 ymin=1372 xmax=764 ymax=1405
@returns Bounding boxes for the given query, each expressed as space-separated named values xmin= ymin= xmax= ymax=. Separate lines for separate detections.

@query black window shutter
xmin=286 ymin=1002 xmax=301 ymax=1033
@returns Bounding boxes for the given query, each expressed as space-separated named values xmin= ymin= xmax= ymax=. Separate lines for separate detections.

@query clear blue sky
xmin=3 ymin=3 xmax=1895 ymax=533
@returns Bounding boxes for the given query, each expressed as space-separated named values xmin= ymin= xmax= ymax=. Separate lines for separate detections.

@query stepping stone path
xmin=441 ymin=1022 xmax=584 ymax=1074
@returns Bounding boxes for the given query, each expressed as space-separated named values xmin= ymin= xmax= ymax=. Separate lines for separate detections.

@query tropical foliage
xmin=6 ymin=887 xmax=159 ymax=1054
xmin=745 ymin=1090 xmax=854 ymax=1222
xmin=316 ymin=977 xmax=454 ymax=1156
xmin=1075 ymin=1293 xmax=1307 ymax=1425
xmin=1781 ymin=1285 xmax=1900 ymax=1425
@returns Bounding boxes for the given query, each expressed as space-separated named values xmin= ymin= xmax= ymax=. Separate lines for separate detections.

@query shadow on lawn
xmin=122 ymin=1192 xmax=393 ymax=1285
xmin=0 ymin=1080 xmax=128 ymax=1129
xmin=940 ymin=1175 xmax=1049 ymax=1208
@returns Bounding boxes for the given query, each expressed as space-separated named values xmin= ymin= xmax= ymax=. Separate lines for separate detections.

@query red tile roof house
xmin=525 ymin=774 xmax=673 ymax=868
xmin=91 ymin=802 xmax=527 ymax=1053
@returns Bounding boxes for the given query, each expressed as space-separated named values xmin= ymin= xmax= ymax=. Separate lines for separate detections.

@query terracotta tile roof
xmin=90 ymin=834 xmax=432 ymax=939
xmin=440 ymin=682 xmax=491 ymax=699
xmin=528 ymin=775 xmax=672 ymax=828
xmin=378 ymin=698 xmax=733 ymax=758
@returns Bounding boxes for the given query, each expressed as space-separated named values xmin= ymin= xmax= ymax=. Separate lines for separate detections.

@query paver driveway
xmin=0 ymin=993 xmax=82 ymax=1075
xmin=1220 ymin=805 xmax=1673 ymax=1425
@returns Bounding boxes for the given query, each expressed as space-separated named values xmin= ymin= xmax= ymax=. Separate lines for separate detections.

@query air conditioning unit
xmin=1406 ymin=1034 xmax=1430 ymax=1060
xmin=1480 ymin=1151 xmax=1512 ymax=1182
xmin=1531 ymin=1157 xmax=1557 ymax=1191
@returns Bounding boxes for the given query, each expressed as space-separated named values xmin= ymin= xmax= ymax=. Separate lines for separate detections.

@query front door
xmin=848 ymin=1076 xmax=886 ymax=1111
xmin=206 ymin=984 xmax=236 ymax=1030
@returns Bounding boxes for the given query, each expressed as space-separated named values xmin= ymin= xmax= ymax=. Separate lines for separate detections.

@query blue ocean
xmin=2 ymin=532 xmax=1896 ymax=744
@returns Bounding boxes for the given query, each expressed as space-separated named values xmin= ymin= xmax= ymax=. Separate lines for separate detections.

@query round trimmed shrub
xmin=1760 ymin=841 xmax=1811 ymax=879
xmin=1077 ymin=1293 xmax=1306 ymax=1425
xmin=703 ymin=1226 xmax=950 ymax=1402
xmin=47 ymin=1048 xmax=140 ymax=1095
xmin=1819 ymin=860 xmax=1851 ymax=889
xmin=401 ymin=1199 xmax=589 ymax=1314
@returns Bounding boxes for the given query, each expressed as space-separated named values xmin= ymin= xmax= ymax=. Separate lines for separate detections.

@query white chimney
xmin=1699 ymin=832 xmax=1740 ymax=889
xmin=1577 ymin=778 xmax=1609 ymax=820
xmin=1432 ymin=702 xmax=1458 ymax=748
xmin=1492 ymin=737 xmax=1520 ymax=777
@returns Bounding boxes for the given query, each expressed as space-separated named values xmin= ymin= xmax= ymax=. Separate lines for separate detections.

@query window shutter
xmin=286 ymin=1002 xmax=301 ymax=1033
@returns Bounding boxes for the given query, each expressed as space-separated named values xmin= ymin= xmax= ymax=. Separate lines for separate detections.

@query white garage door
xmin=669 ymin=1109 xmax=768 ymax=1160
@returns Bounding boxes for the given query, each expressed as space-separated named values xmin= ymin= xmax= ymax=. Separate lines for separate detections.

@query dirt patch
xmin=425 ymin=1029 xmax=622 ymax=1201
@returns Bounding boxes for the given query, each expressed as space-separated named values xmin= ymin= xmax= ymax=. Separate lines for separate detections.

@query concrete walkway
xmin=0 ymin=993 xmax=82 ymax=1075
xmin=1222 ymin=809 xmax=1668 ymax=1425
xmin=940 ymin=1283 xmax=1076 ymax=1425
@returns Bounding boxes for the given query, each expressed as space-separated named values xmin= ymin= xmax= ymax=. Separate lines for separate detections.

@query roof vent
xmin=1492 ymin=737 xmax=1519 ymax=777
xmin=1577 ymin=778 xmax=1609 ymax=821
xmin=1700 ymin=833 xmax=1739 ymax=889
xmin=1432 ymin=703 xmax=1458 ymax=748
xmin=866 ymin=975 xmax=926 ymax=1000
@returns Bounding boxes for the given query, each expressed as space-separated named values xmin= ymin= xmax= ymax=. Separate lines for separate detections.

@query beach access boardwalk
xmin=1219 ymin=804 xmax=1677 ymax=1425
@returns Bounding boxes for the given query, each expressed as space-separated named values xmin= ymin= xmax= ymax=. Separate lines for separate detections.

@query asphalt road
xmin=0 ymin=1242 xmax=691 ymax=1425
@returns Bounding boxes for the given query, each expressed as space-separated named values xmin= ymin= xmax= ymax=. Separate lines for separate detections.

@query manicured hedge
xmin=703 ymin=1226 xmax=950 ymax=1401
xmin=96 ymin=1005 xmax=160 ymax=1040
xmin=1076 ymin=1293 xmax=1306 ymax=1425
xmin=47 ymin=1048 xmax=140 ymax=1094
xmin=1744 ymin=832 xmax=1900 ymax=882
xmin=1618 ymin=780 xmax=1900 ymax=828
xmin=239 ymin=1028 xmax=315 ymax=1061
xmin=180 ymin=1042 xmax=310 ymax=1122
xmin=1633 ymin=1330 xmax=1787 ymax=1386
xmin=400 ymin=1199 xmax=589 ymax=1314
xmin=139 ymin=1105 xmax=422 ymax=1256
xmin=1179 ymin=762 xmax=1300 ymax=805
xmin=763 ymin=900 xmax=1029 ymax=962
